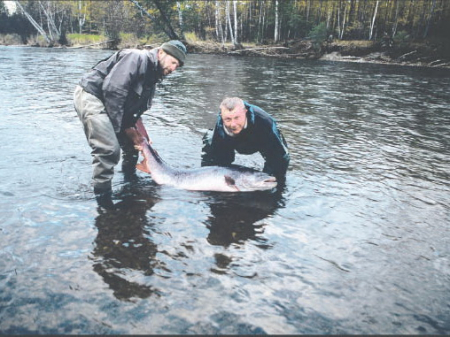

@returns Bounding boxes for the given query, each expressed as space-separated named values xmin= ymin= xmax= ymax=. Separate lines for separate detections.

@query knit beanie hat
xmin=161 ymin=40 xmax=187 ymax=66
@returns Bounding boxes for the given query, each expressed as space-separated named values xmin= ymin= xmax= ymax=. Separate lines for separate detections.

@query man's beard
xmin=157 ymin=63 xmax=166 ymax=77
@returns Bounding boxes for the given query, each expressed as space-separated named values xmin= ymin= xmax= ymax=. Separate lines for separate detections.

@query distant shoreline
xmin=2 ymin=39 xmax=449 ymax=69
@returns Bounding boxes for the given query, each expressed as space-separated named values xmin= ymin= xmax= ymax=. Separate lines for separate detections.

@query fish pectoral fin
xmin=224 ymin=175 xmax=239 ymax=191
xmin=136 ymin=160 xmax=151 ymax=174
xmin=224 ymin=175 xmax=235 ymax=185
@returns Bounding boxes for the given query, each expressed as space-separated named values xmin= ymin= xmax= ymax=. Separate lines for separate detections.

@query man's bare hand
xmin=124 ymin=127 xmax=145 ymax=146
xmin=135 ymin=118 xmax=151 ymax=143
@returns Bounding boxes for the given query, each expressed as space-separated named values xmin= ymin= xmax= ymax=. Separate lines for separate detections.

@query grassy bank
xmin=0 ymin=32 xmax=160 ymax=48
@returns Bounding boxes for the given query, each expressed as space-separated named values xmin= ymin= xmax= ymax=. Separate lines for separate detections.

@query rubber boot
xmin=122 ymin=152 xmax=139 ymax=182
xmin=94 ymin=187 xmax=117 ymax=210
xmin=118 ymin=131 xmax=139 ymax=182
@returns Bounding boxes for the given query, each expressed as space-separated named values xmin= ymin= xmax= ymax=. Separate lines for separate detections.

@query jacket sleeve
xmin=102 ymin=51 xmax=145 ymax=133
xmin=260 ymin=123 xmax=290 ymax=180
xmin=201 ymin=128 xmax=235 ymax=167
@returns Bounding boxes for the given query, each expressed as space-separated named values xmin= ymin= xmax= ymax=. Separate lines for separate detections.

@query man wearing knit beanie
xmin=73 ymin=40 xmax=187 ymax=209
xmin=161 ymin=40 xmax=187 ymax=67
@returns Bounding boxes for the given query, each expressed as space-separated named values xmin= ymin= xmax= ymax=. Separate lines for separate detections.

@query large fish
xmin=135 ymin=138 xmax=277 ymax=192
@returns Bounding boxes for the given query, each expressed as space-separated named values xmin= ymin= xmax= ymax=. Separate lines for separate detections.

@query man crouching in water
xmin=202 ymin=97 xmax=290 ymax=184
xmin=74 ymin=40 xmax=187 ymax=209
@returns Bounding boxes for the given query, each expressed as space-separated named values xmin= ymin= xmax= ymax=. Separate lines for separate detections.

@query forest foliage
xmin=1 ymin=0 xmax=449 ymax=48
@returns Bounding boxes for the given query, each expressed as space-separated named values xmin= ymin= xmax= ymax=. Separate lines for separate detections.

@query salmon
xmin=135 ymin=138 xmax=277 ymax=192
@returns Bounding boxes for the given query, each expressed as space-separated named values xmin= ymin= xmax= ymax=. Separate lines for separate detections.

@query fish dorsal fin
xmin=224 ymin=175 xmax=240 ymax=191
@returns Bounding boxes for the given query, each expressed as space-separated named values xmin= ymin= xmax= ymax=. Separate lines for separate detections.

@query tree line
xmin=1 ymin=0 xmax=449 ymax=48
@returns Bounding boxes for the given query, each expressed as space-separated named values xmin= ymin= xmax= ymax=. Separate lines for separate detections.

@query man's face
xmin=221 ymin=105 xmax=247 ymax=136
xmin=158 ymin=51 xmax=180 ymax=76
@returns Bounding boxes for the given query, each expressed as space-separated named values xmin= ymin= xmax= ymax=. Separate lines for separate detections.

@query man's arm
xmin=261 ymin=126 xmax=290 ymax=180
xmin=201 ymin=128 xmax=235 ymax=167
xmin=123 ymin=118 xmax=151 ymax=146
xmin=102 ymin=51 xmax=145 ymax=133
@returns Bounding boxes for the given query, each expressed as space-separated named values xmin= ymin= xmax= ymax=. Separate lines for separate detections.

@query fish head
xmin=233 ymin=170 xmax=278 ymax=191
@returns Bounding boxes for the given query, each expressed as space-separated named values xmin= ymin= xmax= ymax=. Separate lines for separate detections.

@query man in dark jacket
xmin=74 ymin=40 xmax=187 ymax=209
xmin=201 ymin=97 xmax=290 ymax=183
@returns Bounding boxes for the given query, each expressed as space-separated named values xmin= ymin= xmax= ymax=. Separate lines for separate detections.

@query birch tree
xmin=306 ymin=0 xmax=311 ymax=22
xmin=337 ymin=2 xmax=342 ymax=39
xmin=225 ymin=0 xmax=235 ymax=44
xmin=39 ymin=1 xmax=61 ymax=42
xmin=9 ymin=0 xmax=450 ymax=47
xmin=423 ymin=0 xmax=437 ymax=38
xmin=104 ymin=0 xmax=124 ymax=49
xmin=215 ymin=0 xmax=225 ymax=45
xmin=257 ymin=0 xmax=265 ymax=43
xmin=176 ymin=1 xmax=183 ymax=34
xmin=274 ymin=0 xmax=279 ymax=42
xmin=76 ymin=0 xmax=86 ymax=34
xmin=338 ymin=0 xmax=348 ymax=39
xmin=233 ymin=0 xmax=238 ymax=44
xmin=129 ymin=0 xmax=179 ymax=40
xmin=326 ymin=3 xmax=332 ymax=31
xmin=392 ymin=0 xmax=400 ymax=37
xmin=369 ymin=0 xmax=379 ymax=40
xmin=15 ymin=0 xmax=63 ymax=45
xmin=15 ymin=1 xmax=49 ymax=43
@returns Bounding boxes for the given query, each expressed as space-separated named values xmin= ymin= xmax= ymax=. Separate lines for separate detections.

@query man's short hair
xmin=220 ymin=97 xmax=244 ymax=111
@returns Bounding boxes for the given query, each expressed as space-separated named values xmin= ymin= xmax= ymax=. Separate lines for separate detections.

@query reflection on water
xmin=0 ymin=46 xmax=449 ymax=334
xmin=92 ymin=180 xmax=285 ymax=300
xmin=92 ymin=184 xmax=161 ymax=301
xmin=205 ymin=187 xmax=285 ymax=248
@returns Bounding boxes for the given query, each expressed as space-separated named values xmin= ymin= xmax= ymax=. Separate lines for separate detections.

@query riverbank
xmin=72 ymin=37 xmax=450 ymax=69
xmin=185 ymin=38 xmax=450 ymax=69
xmin=1 ymin=34 xmax=449 ymax=69
xmin=322 ymin=39 xmax=450 ymax=68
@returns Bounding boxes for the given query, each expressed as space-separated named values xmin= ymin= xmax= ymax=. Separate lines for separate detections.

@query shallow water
xmin=0 ymin=46 xmax=449 ymax=334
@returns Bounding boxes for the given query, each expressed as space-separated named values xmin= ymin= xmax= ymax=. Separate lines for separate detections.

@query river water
xmin=0 ymin=46 xmax=449 ymax=334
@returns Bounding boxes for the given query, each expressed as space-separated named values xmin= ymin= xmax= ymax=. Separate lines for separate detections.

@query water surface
xmin=0 ymin=46 xmax=449 ymax=334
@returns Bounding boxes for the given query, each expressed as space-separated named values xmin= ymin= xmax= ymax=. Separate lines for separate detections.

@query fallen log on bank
xmin=68 ymin=40 xmax=115 ymax=49
xmin=227 ymin=46 xmax=289 ymax=55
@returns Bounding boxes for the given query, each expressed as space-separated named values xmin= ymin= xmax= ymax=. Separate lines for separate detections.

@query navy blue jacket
xmin=201 ymin=102 xmax=290 ymax=179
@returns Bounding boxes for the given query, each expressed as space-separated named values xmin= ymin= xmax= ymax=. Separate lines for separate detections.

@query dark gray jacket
xmin=79 ymin=48 xmax=163 ymax=133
